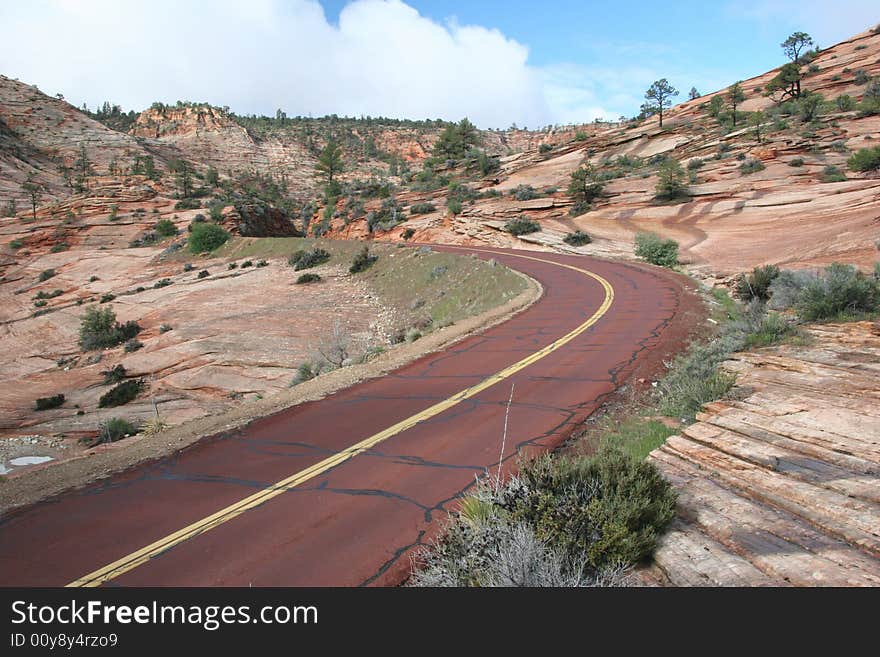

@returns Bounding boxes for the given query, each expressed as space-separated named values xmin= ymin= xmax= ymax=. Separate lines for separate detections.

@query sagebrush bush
xmin=657 ymin=334 xmax=739 ymax=419
xmin=98 ymin=379 xmax=145 ymax=408
xmin=504 ymin=217 xmax=540 ymax=236
xmin=794 ymin=263 xmax=880 ymax=321
xmin=821 ymin=165 xmax=846 ymax=182
xmin=511 ymin=185 xmax=539 ymax=201
xmin=409 ymin=202 xmax=436 ymax=215
xmin=295 ymin=273 xmax=321 ymax=284
xmin=34 ymin=394 xmax=65 ymax=411
xmin=736 ymin=265 xmax=780 ymax=301
xmin=789 ymin=157 xmax=805 ymax=167
xmin=563 ymin=230 xmax=592 ymax=246
xmin=349 ymin=246 xmax=378 ymax=273
xmin=289 ymin=248 xmax=330 ymax=270
xmin=94 ymin=417 xmax=137 ymax=445
xmin=634 ymin=232 xmax=678 ymax=268
xmin=739 ymin=158 xmax=765 ymax=175
xmin=38 ymin=269 xmax=56 ymax=282
xmin=78 ymin=306 xmax=142 ymax=350
xmin=410 ymin=444 xmax=676 ymax=587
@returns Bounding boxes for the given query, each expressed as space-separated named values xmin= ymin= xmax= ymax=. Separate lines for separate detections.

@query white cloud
xmin=0 ymin=0 xmax=558 ymax=129
xmin=728 ymin=1 xmax=878 ymax=45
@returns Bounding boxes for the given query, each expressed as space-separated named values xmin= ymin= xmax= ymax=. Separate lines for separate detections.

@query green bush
xmin=78 ymin=306 xmax=142 ymax=350
xmin=739 ymin=158 xmax=765 ymax=175
xmin=409 ymin=203 xmax=436 ymax=215
xmin=563 ymin=230 xmax=592 ymax=246
xmin=504 ymin=217 xmax=540 ymax=236
xmin=539 ymin=143 xmax=553 ymax=153
xmin=38 ymin=269 xmax=56 ymax=282
xmin=95 ymin=417 xmax=138 ymax=444
xmin=847 ymin=146 xmax=880 ymax=172
xmin=821 ymin=165 xmax=846 ymax=182
xmin=402 ymin=227 xmax=415 ymax=240
xmin=795 ymin=263 xmax=880 ymax=321
xmin=174 ymin=198 xmax=201 ymax=210
xmin=188 ymin=223 xmax=229 ymax=253
xmin=102 ymin=364 xmax=126 ymax=384
xmin=411 ymin=444 xmax=677 ymax=586
xmin=295 ymin=273 xmax=321 ymax=284
xmin=634 ymin=232 xmax=678 ymax=268
xmin=10 ymin=238 xmax=23 ymax=249
xmin=349 ymin=246 xmax=378 ymax=273
xmin=735 ymin=265 xmax=780 ymax=301
xmin=446 ymin=199 xmax=463 ymax=215
xmin=502 ymin=448 xmax=677 ymax=569
xmin=289 ymin=247 xmax=330 ymax=271
xmin=34 ymin=394 xmax=65 ymax=411
xmin=789 ymin=157 xmax=805 ymax=167
xmin=123 ymin=338 xmax=143 ymax=353
xmin=155 ymin=219 xmax=178 ymax=237
xmin=574 ymin=131 xmax=588 ymax=141
xmin=835 ymin=95 xmax=854 ymax=111
xmin=511 ymin=184 xmax=539 ymax=201
xmin=98 ymin=379 xmax=145 ymax=408
xmin=197 ymin=270 xmax=209 ymax=279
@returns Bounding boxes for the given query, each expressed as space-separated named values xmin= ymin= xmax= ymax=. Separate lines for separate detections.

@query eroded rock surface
xmin=638 ymin=322 xmax=880 ymax=586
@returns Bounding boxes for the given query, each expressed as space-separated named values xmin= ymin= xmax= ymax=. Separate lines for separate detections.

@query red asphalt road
xmin=0 ymin=247 xmax=682 ymax=586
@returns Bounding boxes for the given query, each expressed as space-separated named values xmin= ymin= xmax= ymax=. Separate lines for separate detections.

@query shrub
xmin=789 ymin=157 xmax=805 ymax=167
xmin=98 ymin=379 xmax=145 ymax=408
xmin=34 ymin=289 xmax=63 ymax=300
xmin=446 ymin=199 xmax=463 ymax=215
xmin=574 ymin=131 xmax=588 ymax=141
xmin=539 ymin=143 xmax=553 ymax=153
xmin=794 ymin=263 xmax=880 ymax=321
xmin=511 ymin=184 xmax=539 ymax=201
xmin=739 ymin=158 xmax=765 ymax=175
xmin=99 ymin=293 xmax=115 ymax=304
xmin=402 ymin=227 xmax=415 ymax=240
xmin=50 ymin=243 xmax=69 ymax=253
xmin=160 ymin=324 xmax=172 ymax=333
xmin=735 ymin=265 xmax=780 ymax=301
xmin=10 ymin=238 xmax=23 ymax=249
xmin=289 ymin=247 xmax=330 ymax=271
xmin=228 ymin=262 xmax=238 ymax=269
xmin=821 ymin=165 xmax=846 ymax=182
xmin=241 ymin=260 xmax=253 ymax=268
xmin=295 ymin=273 xmax=321 ymax=284
xmin=34 ymin=299 xmax=48 ymax=308
xmin=854 ymin=69 xmax=870 ymax=85
xmin=742 ymin=310 xmax=794 ymax=348
xmin=409 ymin=203 xmax=436 ymax=215
xmin=102 ymin=364 xmax=127 ymax=384
xmin=38 ymin=269 xmax=56 ymax=282
xmin=504 ymin=217 xmax=540 ymax=236
xmin=568 ymin=166 xmax=605 ymax=204
xmin=296 ymin=362 xmax=317 ymax=383
xmin=634 ymin=232 xmax=678 ymax=268
xmin=174 ymin=198 xmax=201 ymax=210
xmin=654 ymin=159 xmax=688 ymax=201
xmin=847 ymin=146 xmax=880 ymax=172
xmin=197 ymin=269 xmax=209 ymax=279
xmin=349 ymin=246 xmax=378 ymax=273
xmin=95 ymin=417 xmax=137 ymax=444
xmin=256 ymin=259 xmax=268 ymax=267
xmin=78 ymin=306 xmax=142 ymax=350
xmin=568 ymin=201 xmax=591 ymax=217
xmin=405 ymin=328 xmax=422 ymax=343
xmin=155 ymin=219 xmax=178 ymax=237
xmin=563 ymin=230 xmax=592 ymax=246
xmin=34 ymin=394 xmax=65 ymax=411
xmin=124 ymin=338 xmax=143 ymax=353
xmin=153 ymin=278 xmax=172 ymax=289
xmin=411 ymin=444 xmax=676 ymax=586
xmin=188 ymin=223 xmax=229 ymax=253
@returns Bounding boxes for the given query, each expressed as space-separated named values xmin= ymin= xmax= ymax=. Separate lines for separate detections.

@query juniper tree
xmin=728 ymin=82 xmax=746 ymax=126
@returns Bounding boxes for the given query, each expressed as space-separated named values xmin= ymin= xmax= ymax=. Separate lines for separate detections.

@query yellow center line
xmin=67 ymin=250 xmax=614 ymax=587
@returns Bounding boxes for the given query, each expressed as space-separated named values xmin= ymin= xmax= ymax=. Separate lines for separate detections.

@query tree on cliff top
xmin=644 ymin=79 xmax=679 ymax=128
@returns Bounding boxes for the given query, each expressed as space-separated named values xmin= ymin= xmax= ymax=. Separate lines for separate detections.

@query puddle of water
xmin=2 ymin=456 xmax=55 ymax=473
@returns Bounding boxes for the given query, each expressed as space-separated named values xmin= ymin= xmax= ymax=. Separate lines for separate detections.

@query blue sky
xmin=1 ymin=1 xmax=877 ymax=128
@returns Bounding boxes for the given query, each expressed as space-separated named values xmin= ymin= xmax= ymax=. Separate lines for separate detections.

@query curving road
xmin=0 ymin=246 xmax=684 ymax=586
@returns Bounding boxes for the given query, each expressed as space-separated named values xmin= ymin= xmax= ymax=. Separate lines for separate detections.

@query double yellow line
xmin=67 ymin=251 xmax=614 ymax=587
